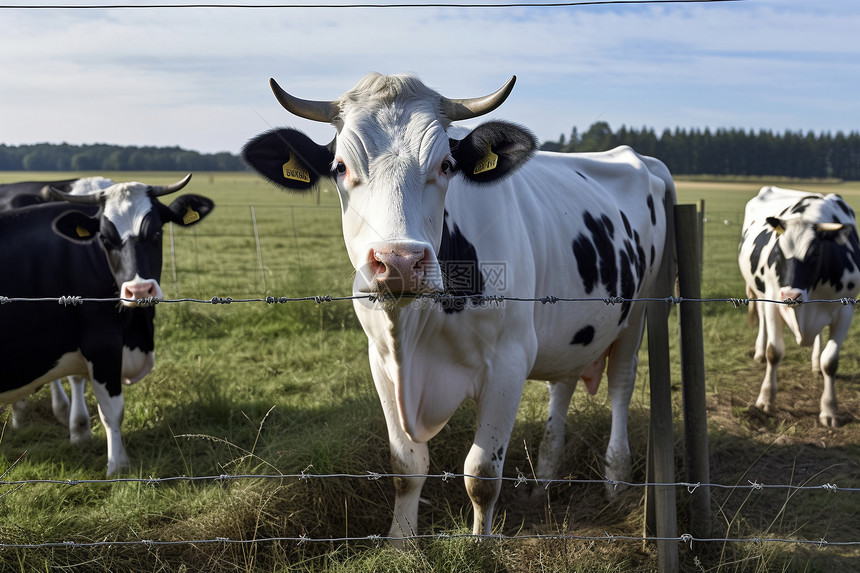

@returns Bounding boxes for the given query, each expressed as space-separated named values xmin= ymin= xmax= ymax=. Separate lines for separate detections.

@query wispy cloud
xmin=0 ymin=0 xmax=857 ymax=153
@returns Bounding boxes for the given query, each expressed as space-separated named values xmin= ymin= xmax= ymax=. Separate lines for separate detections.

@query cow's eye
xmin=334 ymin=161 xmax=347 ymax=176
xmin=440 ymin=160 xmax=453 ymax=175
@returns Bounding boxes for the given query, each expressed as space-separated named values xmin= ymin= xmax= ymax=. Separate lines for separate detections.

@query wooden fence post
xmin=644 ymin=196 xmax=678 ymax=573
xmin=675 ymin=204 xmax=712 ymax=539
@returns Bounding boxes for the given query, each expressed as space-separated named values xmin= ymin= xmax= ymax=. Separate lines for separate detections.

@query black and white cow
xmin=739 ymin=186 xmax=860 ymax=427
xmin=0 ymin=177 xmax=116 ymax=437
xmin=243 ymin=73 xmax=675 ymax=540
xmin=0 ymin=175 xmax=214 ymax=474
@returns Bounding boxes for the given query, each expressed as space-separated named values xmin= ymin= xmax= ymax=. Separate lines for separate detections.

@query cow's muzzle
xmin=120 ymin=279 xmax=163 ymax=307
xmin=779 ymin=287 xmax=806 ymax=304
xmin=356 ymin=241 xmax=443 ymax=299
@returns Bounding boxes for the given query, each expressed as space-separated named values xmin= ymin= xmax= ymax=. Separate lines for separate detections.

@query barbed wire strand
xmin=1 ymin=293 xmax=859 ymax=308
xmin=0 ymin=471 xmax=857 ymax=492
xmin=0 ymin=531 xmax=856 ymax=551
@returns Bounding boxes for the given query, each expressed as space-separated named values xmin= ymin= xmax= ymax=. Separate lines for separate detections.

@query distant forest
xmin=541 ymin=122 xmax=860 ymax=180
xmin=3 ymin=124 xmax=860 ymax=180
xmin=0 ymin=142 xmax=244 ymax=172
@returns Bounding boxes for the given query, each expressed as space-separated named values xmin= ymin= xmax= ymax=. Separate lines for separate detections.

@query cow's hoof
xmin=106 ymin=458 xmax=131 ymax=477
xmin=754 ymin=400 xmax=773 ymax=414
xmin=69 ymin=425 xmax=93 ymax=444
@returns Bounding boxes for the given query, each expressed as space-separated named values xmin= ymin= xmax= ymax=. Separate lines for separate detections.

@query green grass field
xmin=0 ymin=171 xmax=859 ymax=572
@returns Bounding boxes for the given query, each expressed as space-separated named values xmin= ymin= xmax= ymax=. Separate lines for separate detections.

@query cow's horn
xmin=270 ymin=78 xmax=339 ymax=123
xmin=441 ymin=76 xmax=517 ymax=121
xmin=49 ymin=186 xmax=102 ymax=205
xmin=149 ymin=173 xmax=193 ymax=197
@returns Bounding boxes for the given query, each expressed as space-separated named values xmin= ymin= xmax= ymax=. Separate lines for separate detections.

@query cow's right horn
xmin=149 ymin=173 xmax=193 ymax=197
xmin=270 ymin=78 xmax=339 ymax=123
xmin=441 ymin=76 xmax=517 ymax=121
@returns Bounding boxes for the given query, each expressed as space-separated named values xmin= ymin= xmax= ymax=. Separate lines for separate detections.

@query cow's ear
xmin=242 ymin=128 xmax=334 ymax=192
xmin=53 ymin=210 xmax=99 ymax=243
xmin=450 ymin=120 xmax=538 ymax=184
xmin=160 ymin=194 xmax=215 ymax=227
xmin=766 ymin=217 xmax=785 ymax=235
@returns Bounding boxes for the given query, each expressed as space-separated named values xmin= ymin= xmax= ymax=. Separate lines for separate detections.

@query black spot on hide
xmin=438 ymin=211 xmax=484 ymax=313
xmin=571 ymin=325 xmax=595 ymax=346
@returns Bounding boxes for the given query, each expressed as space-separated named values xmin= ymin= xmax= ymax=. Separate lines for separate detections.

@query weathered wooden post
xmin=675 ymin=204 xmax=712 ymax=539
xmin=644 ymin=196 xmax=678 ymax=573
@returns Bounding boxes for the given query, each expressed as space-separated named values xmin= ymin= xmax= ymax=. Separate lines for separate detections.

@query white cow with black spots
xmin=739 ymin=186 xmax=860 ymax=426
xmin=243 ymin=73 xmax=675 ymax=540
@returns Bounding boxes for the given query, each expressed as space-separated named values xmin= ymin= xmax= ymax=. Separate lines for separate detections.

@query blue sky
xmin=1 ymin=0 xmax=858 ymax=155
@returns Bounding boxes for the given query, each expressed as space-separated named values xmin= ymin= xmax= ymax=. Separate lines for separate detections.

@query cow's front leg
xmin=369 ymin=357 xmax=429 ymax=546
xmin=67 ymin=376 xmax=92 ymax=444
xmin=89 ymin=377 xmax=128 ymax=476
xmin=465 ymin=377 xmax=524 ymax=535
xmin=756 ymin=304 xmax=784 ymax=413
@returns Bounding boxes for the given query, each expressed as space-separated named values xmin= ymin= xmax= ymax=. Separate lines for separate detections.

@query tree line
xmin=3 ymin=125 xmax=860 ymax=180
xmin=0 ymin=142 xmax=244 ymax=172
xmin=541 ymin=122 xmax=860 ymax=180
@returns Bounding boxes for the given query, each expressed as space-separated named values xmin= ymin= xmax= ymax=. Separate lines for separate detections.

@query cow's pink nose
xmin=370 ymin=247 xmax=431 ymax=293
xmin=121 ymin=280 xmax=162 ymax=304
xmin=780 ymin=287 xmax=804 ymax=302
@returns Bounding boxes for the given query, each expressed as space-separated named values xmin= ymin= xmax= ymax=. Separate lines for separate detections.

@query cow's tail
xmin=647 ymin=156 xmax=678 ymax=301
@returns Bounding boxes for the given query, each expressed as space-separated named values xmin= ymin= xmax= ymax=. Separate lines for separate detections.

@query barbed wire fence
xmin=1 ymin=290 xmax=859 ymax=553
xmin=0 ymin=470 xmax=857 ymax=550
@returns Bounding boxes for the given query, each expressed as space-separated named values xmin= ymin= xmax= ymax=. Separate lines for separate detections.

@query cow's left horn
xmin=149 ymin=173 xmax=193 ymax=197
xmin=49 ymin=186 xmax=102 ymax=205
xmin=270 ymin=78 xmax=339 ymax=123
xmin=441 ymin=76 xmax=517 ymax=121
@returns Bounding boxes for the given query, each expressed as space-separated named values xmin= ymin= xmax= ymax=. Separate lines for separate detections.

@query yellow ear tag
xmin=182 ymin=205 xmax=200 ymax=225
xmin=774 ymin=225 xmax=785 ymax=236
xmin=282 ymin=153 xmax=311 ymax=183
xmin=473 ymin=147 xmax=498 ymax=175
xmin=76 ymin=225 xmax=91 ymax=238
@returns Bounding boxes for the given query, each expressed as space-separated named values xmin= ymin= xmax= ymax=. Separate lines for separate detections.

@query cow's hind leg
xmin=603 ymin=305 xmax=646 ymax=499
xmin=10 ymin=399 xmax=28 ymax=429
xmin=50 ymin=380 xmax=71 ymax=426
xmin=534 ymin=379 xmax=577 ymax=490
xmin=811 ymin=331 xmax=825 ymax=374
xmin=67 ymin=376 xmax=92 ymax=443
xmin=753 ymin=297 xmax=768 ymax=363
xmin=756 ymin=303 xmax=784 ymax=413
xmin=818 ymin=311 xmax=852 ymax=427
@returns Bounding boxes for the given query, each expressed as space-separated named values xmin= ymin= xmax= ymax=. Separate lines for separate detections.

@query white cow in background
xmin=739 ymin=186 xmax=860 ymax=426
